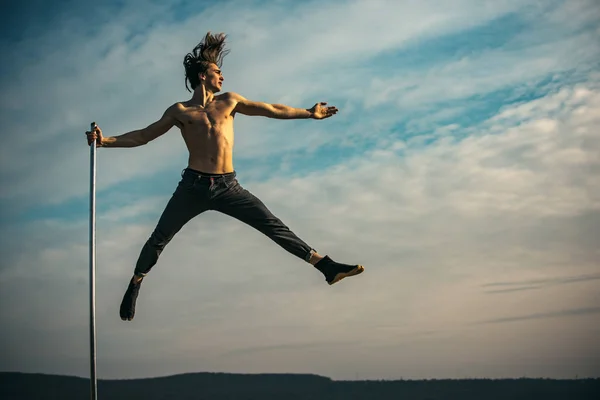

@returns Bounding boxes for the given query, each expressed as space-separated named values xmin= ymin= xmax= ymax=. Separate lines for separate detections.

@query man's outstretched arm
xmin=230 ymin=93 xmax=338 ymax=120
xmin=88 ymin=105 xmax=178 ymax=148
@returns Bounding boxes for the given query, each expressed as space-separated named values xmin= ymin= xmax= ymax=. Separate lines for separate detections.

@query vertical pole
xmin=89 ymin=122 xmax=98 ymax=400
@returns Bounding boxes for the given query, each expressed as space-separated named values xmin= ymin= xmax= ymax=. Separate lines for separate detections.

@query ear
xmin=198 ymin=72 xmax=206 ymax=82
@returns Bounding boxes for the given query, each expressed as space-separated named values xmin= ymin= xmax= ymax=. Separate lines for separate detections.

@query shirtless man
xmin=86 ymin=32 xmax=364 ymax=321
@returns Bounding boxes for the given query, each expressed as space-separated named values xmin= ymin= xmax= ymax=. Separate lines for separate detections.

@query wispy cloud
xmin=1 ymin=0 xmax=571 ymax=208
xmin=476 ymin=307 xmax=600 ymax=325
xmin=482 ymin=273 xmax=600 ymax=294
xmin=1 ymin=0 xmax=599 ymax=381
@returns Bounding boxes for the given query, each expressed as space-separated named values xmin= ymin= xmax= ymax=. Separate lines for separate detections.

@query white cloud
xmin=1 ymin=73 xmax=599 ymax=379
xmin=366 ymin=28 xmax=600 ymax=110
xmin=1 ymin=0 xmax=557 ymax=207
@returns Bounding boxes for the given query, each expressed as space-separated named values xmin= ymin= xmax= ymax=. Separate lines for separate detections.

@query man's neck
xmin=190 ymin=85 xmax=215 ymax=107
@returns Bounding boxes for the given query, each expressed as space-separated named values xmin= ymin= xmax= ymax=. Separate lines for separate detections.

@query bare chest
xmin=179 ymin=108 xmax=222 ymax=128
xmin=177 ymin=105 xmax=234 ymax=143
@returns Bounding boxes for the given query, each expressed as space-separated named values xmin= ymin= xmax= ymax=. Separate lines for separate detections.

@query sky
xmin=0 ymin=0 xmax=599 ymax=381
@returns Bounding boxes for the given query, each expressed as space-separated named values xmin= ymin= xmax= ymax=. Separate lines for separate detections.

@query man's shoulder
xmin=166 ymin=102 xmax=186 ymax=112
xmin=218 ymin=92 xmax=249 ymax=102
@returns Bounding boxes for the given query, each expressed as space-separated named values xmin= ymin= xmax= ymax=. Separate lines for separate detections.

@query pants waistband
xmin=182 ymin=168 xmax=236 ymax=179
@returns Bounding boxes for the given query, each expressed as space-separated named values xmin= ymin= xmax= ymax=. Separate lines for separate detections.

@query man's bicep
xmin=233 ymin=94 xmax=276 ymax=117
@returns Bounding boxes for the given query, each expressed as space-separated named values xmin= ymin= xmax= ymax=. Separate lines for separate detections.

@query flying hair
xmin=183 ymin=32 xmax=230 ymax=92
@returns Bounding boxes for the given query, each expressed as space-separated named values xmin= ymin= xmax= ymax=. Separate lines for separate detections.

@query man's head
xmin=183 ymin=32 xmax=229 ymax=93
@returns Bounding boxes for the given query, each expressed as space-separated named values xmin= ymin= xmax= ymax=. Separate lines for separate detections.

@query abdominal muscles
xmin=181 ymin=117 xmax=235 ymax=174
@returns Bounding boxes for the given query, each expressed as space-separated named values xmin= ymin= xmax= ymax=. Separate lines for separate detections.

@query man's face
xmin=201 ymin=63 xmax=224 ymax=92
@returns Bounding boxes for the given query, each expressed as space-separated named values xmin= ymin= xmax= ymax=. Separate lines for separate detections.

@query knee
xmin=148 ymin=229 xmax=172 ymax=249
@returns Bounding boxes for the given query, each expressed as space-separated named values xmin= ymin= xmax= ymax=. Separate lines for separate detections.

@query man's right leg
xmin=120 ymin=176 xmax=210 ymax=321
xmin=213 ymin=178 xmax=364 ymax=285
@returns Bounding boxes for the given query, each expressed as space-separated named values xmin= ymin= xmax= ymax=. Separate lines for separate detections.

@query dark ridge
xmin=1 ymin=372 xmax=598 ymax=400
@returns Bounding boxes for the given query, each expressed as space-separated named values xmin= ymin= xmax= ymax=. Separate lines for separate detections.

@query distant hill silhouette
xmin=1 ymin=372 xmax=598 ymax=399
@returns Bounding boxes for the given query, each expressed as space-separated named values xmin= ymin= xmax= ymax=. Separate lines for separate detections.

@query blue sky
xmin=1 ymin=0 xmax=599 ymax=380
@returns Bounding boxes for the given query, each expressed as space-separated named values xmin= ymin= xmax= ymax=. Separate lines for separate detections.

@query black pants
xmin=134 ymin=168 xmax=316 ymax=276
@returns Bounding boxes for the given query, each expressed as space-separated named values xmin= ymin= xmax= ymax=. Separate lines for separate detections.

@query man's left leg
xmin=214 ymin=178 xmax=364 ymax=285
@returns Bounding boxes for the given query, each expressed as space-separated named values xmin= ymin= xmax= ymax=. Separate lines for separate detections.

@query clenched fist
xmin=86 ymin=124 xmax=104 ymax=147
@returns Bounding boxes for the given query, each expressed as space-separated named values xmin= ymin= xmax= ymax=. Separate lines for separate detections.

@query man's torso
xmin=171 ymin=93 xmax=237 ymax=174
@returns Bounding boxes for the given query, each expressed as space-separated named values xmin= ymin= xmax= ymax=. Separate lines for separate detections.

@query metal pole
xmin=89 ymin=121 xmax=98 ymax=400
